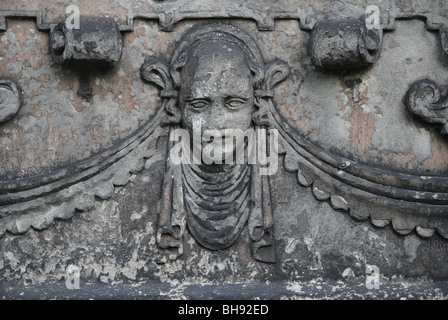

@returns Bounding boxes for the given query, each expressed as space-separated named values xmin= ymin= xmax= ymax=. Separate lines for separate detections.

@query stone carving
xmin=405 ymin=79 xmax=448 ymax=135
xmin=50 ymin=22 xmax=123 ymax=67
xmin=439 ymin=26 xmax=448 ymax=57
xmin=3 ymin=1 xmax=448 ymax=33
xmin=308 ymin=19 xmax=382 ymax=72
xmin=141 ymin=23 xmax=290 ymax=263
xmin=1 ymin=19 xmax=448 ymax=266
xmin=0 ymin=78 xmax=22 ymax=123
xmin=2 ymin=1 xmax=448 ymax=299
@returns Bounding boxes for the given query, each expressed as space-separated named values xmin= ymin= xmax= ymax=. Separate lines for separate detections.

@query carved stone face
xmin=179 ymin=40 xmax=255 ymax=156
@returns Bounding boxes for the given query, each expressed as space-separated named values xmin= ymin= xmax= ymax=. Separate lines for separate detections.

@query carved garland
xmin=0 ymin=18 xmax=448 ymax=263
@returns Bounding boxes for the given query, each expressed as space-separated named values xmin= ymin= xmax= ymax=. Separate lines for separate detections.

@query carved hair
xmin=141 ymin=23 xmax=290 ymax=126
xmin=169 ymin=23 xmax=265 ymax=89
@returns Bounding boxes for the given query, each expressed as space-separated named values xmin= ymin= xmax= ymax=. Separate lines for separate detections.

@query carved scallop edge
xmin=2 ymin=125 xmax=445 ymax=241
xmin=0 ymin=112 xmax=167 ymax=238
xmin=281 ymin=146 xmax=448 ymax=241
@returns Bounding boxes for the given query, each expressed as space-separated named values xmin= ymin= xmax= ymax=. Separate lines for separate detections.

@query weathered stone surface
xmin=0 ymin=78 xmax=21 ymax=123
xmin=309 ymin=19 xmax=382 ymax=72
xmin=1 ymin=0 xmax=448 ymax=300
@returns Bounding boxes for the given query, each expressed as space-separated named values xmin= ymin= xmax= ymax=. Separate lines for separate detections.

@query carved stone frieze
xmin=1 ymin=19 xmax=447 ymax=248
xmin=1 ymin=1 xmax=448 ymax=297
xmin=2 ymin=1 xmax=448 ymax=32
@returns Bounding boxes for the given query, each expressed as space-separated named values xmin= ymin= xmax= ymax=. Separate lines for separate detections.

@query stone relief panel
xmin=0 ymin=0 xmax=448 ymax=297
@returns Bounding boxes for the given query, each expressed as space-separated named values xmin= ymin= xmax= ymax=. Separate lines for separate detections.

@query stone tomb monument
xmin=0 ymin=0 xmax=448 ymax=299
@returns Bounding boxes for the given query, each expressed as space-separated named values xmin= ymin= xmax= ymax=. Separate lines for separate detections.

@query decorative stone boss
xmin=141 ymin=23 xmax=290 ymax=263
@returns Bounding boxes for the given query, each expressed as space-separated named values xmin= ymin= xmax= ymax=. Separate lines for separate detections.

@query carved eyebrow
xmin=184 ymin=95 xmax=211 ymax=102
xmin=225 ymin=95 xmax=250 ymax=101
xmin=183 ymin=93 xmax=251 ymax=102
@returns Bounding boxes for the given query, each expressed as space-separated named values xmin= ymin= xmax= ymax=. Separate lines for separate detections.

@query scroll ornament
xmin=406 ymin=79 xmax=448 ymax=135
xmin=404 ymin=26 xmax=448 ymax=135
xmin=308 ymin=19 xmax=382 ymax=72
xmin=50 ymin=21 xmax=123 ymax=67
xmin=0 ymin=78 xmax=22 ymax=124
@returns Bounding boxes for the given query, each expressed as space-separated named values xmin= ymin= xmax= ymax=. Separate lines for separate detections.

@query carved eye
xmin=187 ymin=100 xmax=209 ymax=111
xmin=225 ymin=98 xmax=247 ymax=110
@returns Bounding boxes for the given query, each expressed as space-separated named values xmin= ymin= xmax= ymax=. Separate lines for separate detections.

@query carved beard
xmin=182 ymin=162 xmax=251 ymax=250
xmin=157 ymin=124 xmax=275 ymax=263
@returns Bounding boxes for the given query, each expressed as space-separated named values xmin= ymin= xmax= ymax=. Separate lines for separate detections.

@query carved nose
xmin=207 ymin=102 xmax=227 ymax=130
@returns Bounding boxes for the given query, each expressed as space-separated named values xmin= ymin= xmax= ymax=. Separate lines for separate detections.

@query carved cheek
xmin=182 ymin=108 xmax=207 ymax=136
xmin=230 ymin=102 xmax=255 ymax=131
